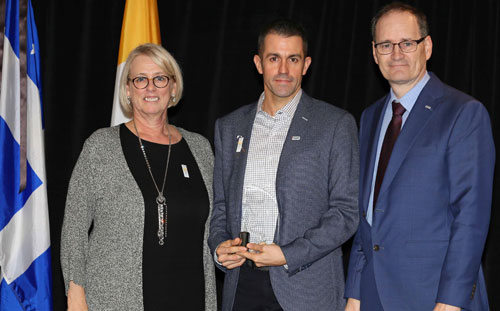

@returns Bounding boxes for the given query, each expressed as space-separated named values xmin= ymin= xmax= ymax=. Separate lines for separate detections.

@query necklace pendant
xmin=156 ymin=194 xmax=166 ymax=205
xmin=157 ymin=202 xmax=164 ymax=245
xmin=157 ymin=199 xmax=167 ymax=245
xmin=133 ymin=120 xmax=172 ymax=246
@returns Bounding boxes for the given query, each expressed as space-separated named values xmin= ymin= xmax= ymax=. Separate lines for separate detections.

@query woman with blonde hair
xmin=61 ymin=43 xmax=217 ymax=310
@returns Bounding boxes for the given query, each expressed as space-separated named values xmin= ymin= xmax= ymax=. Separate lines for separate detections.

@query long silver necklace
xmin=133 ymin=120 xmax=172 ymax=245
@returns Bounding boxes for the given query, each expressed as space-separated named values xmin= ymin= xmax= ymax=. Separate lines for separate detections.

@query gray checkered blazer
xmin=209 ymin=92 xmax=359 ymax=311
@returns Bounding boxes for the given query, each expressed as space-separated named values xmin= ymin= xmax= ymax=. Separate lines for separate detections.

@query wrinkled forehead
xmin=129 ymin=54 xmax=168 ymax=76
xmin=375 ymin=11 xmax=421 ymax=42
xmin=261 ymin=34 xmax=305 ymax=56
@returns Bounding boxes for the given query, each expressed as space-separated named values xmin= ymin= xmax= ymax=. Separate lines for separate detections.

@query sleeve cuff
xmin=213 ymin=242 xmax=223 ymax=265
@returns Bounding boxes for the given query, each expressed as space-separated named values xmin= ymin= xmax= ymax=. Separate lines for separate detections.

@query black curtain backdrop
xmin=27 ymin=0 xmax=499 ymax=309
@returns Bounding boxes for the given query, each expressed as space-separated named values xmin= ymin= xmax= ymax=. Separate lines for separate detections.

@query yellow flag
xmin=111 ymin=0 xmax=161 ymax=125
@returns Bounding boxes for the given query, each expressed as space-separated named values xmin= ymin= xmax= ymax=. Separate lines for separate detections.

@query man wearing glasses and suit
xmin=209 ymin=19 xmax=359 ymax=311
xmin=345 ymin=3 xmax=495 ymax=311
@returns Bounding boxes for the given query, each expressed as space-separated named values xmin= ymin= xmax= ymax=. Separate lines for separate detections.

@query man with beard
xmin=209 ymin=19 xmax=359 ymax=311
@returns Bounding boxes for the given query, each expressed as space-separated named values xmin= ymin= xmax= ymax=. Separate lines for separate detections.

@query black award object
xmin=239 ymin=231 xmax=254 ymax=268
xmin=239 ymin=231 xmax=249 ymax=247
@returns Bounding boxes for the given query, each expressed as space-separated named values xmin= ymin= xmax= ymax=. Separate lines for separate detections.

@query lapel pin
xmin=301 ymin=116 xmax=308 ymax=121
xmin=425 ymin=105 xmax=432 ymax=110
xmin=181 ymin=164 xmax=190 ymax=178
xmin=236 ymin=135 xmax=244 ymax=152
xmin=292 ymin=136 xmax=301 ymax=141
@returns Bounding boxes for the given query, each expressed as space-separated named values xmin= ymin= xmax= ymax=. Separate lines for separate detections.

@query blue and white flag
xmin=0 ymin=0 xmax=53 ymax=309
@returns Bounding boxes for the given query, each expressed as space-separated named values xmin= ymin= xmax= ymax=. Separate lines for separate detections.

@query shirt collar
xmin=257 ymin=89 xmax=303 ymax=119
xmin=389 ymin=71 xmax=430 ymax=113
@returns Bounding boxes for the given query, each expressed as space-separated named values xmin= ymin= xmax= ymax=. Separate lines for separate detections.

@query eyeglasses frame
xmin=374 ymin=36 xmax=427 ymax=55
xmin=128 ymin=75 xmax=172 ymax=89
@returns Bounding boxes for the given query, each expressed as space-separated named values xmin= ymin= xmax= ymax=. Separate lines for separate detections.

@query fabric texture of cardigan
xmin=61 ymin=125 xmax=217 ymax=310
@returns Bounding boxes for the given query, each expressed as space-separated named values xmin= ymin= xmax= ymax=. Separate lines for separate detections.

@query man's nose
xmin=278 ymin=60 xmax=288 ymax=74
xmin=391 ymin=44 xmax=404 ymax=60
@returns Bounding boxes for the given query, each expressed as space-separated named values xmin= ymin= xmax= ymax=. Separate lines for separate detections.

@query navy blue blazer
xmin=209 ymin=92 xmax=360 ymax=311
xmin=345 ymin=73 xmax=495 ymax=310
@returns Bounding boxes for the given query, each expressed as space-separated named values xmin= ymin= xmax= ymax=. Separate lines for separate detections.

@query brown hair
xmin=257 ymin=19 xmax=308 ymax=56
xmin=371 ymin=2 xmax=429 ymax=41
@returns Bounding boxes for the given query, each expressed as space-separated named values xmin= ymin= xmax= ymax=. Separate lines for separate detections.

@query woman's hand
xmin=67 ymin=281 xmax=88 ymax=311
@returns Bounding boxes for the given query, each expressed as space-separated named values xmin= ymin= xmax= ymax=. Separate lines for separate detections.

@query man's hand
xmin=215 ymin=237 xmax=247 ymax=269
xmin=433 ymin=303 xmax=461 ymax=311
xmin=344 ymin=298 xmax=360 ymax=311
xmin=239 ymin=243 xmax=286 ymax=267
xmin=67 ymin=281 xmax=88 ymax=311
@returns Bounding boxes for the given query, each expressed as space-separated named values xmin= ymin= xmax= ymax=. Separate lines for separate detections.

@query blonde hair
xmin=119 ymin=43 xmax=184 ymax=117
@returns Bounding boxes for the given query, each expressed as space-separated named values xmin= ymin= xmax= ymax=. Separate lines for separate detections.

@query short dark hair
xmin=257 ymin=19 xmax=308 ymax=56
xmin=371 ymin=2 xmax=429 ymax=42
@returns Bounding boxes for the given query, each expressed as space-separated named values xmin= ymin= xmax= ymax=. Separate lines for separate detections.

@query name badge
xmin=181 ymin=164 xmax=190 ymax=178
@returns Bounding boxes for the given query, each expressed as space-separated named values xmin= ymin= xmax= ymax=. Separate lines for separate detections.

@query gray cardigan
xmin=61 ymin=126 xmax=217 ymax=310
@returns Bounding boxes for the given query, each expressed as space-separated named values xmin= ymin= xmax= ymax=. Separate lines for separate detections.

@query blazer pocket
xmin=405 ymin=240 xmax=448 ymax=258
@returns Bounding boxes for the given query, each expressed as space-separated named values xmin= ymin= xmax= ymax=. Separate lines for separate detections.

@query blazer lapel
xmin=277 ymin=93 xmax=312 ymax=178
xmin=274 ymin=93 xmax=312 ymax=233
xmin=230 ymin=104 xmax=257 ymax=229
xmin=361 ymin=97 xmax=388 ymax=214
xmin=376 ymin=76 xmax=443 ymax=203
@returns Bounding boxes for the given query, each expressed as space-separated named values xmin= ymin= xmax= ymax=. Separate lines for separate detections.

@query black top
xmin=120 ymin=124 xmax=208 ymax=310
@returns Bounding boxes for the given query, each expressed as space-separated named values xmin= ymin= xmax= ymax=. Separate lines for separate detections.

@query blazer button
xmin=373 ymin=245 xmax=380 ymax=251
xmin=362 ymin=211 xmax=366 ymax=217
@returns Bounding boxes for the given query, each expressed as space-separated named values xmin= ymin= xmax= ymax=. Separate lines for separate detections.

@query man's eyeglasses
xmin=128 ymin=75 xmax=171 ymax=89
xmin=374 ymin=36 xmax=427 ymax=55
